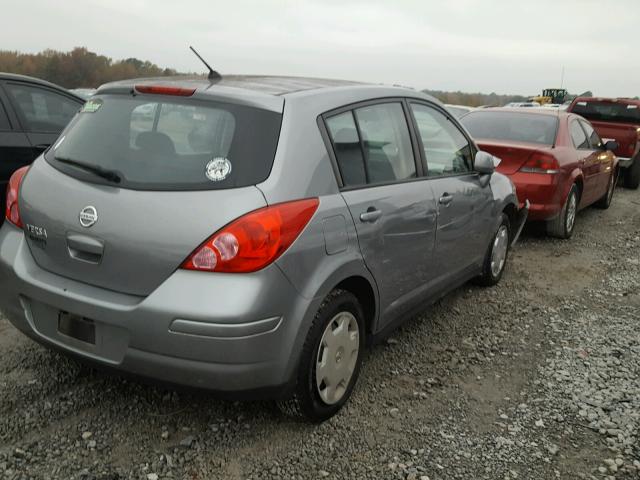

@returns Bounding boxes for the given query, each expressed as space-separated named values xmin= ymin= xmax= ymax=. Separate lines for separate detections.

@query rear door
xmin=324 ymin=101 xmax=438 ymax=325
xmin=569 ymin=118 xmax=600 ymax=205
xmin=408 ymin=101 xmax=494 ymax=282
xmin=3 ymin=81 xmax=82 ymax=155
xmin=0 ymin=83 xmax=34 ymax=221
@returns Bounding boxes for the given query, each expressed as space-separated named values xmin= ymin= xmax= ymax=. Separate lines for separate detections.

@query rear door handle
xmin=359 ymin=208 xmax=382 ymax=223
xmin=439 ymin=193 xmax=454 ymax=206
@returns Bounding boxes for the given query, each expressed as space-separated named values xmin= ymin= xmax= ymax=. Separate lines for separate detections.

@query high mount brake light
xmin=5 ymin=166 xmax=29 ymax=228
xmin=181 ymin=198 xmax=320 ymax=273
xmin=134 ymin=85 xmax=196 ymax=96
xmin=519 ymin=153 xmax=559 ymax=174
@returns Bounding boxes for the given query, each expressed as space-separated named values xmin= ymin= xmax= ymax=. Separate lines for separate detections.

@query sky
xmin=2 ymin=0 xmax=638 ymax=97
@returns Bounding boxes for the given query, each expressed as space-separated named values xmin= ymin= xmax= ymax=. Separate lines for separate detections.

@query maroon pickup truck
xmin=568 ymin=97 xmax=640 ymax=189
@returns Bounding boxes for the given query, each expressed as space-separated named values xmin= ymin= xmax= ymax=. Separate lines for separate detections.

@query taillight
xmin=181 ymin=198 xmax=320 ymax=273
xmin=5 ymin=166 xmax=29 ymax=228
xmin=519 ymin=153 xmax=559 ymax=174
xmin=134 ymin=85 xmax=196 ymax=96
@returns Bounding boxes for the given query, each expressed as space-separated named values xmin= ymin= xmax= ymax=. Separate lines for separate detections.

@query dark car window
xmin=5 ymin=83 xmax=80 ymax=133
xmin=570 ymin=120 xmax=590 ymax=149
xmin=326 ymin=111 xmax=367 ymax=187
xmin=353 ymin=103 xmax=416 ymax=184
xmin=0 ymin=100 xmax=10 ymax=130
xmin=570 ymin=100 xmax=640 ymax=124
xmin=45 ymin=94 xmax=282 ymax=191
xmin=461 ymin=111 xmax=558 ymax=145
xmin=411 ymin=103 xmax=473 ymax=176
xmin=579 ymin=120 xmax=602 ymax=149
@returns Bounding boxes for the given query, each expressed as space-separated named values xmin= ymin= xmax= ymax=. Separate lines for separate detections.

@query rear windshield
xmin=570 ymin=101 xmax=640 ymax=124
xmin=45 ymin=94 xmax=282 ymax=190
xmin=461 ymin=111 xmax=558 ymax=145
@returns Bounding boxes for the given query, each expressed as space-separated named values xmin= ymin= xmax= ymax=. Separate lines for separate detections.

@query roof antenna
xmin=189 ymin=46 xmax=221 ymax=82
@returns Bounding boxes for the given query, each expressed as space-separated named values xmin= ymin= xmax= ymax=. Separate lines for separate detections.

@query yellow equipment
xmin=529 ymin=88 xmax=568 ymax=105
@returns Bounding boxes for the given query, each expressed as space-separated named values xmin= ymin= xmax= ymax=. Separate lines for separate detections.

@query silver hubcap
xmin=316 ymin=312 xmax=360 ymax=405
xmin=490 ymin=225 xmax=509 ymax=277
xmin=566 ymin=192 xmax=577 ymax=233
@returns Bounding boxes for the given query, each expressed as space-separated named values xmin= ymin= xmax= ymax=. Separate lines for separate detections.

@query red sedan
xmin=461 ymin=108 xmax=618 ymax=238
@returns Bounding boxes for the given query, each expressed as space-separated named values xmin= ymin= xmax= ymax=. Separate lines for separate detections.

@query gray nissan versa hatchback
xmin=0 ymin=75 xmax=528 ymax=421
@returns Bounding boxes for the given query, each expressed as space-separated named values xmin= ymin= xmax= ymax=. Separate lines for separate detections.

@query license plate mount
xmin=58 ymin=311 xmax=96 ymax=345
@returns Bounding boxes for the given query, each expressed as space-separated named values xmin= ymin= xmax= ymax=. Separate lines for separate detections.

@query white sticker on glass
xmin=205 ymin=157 xmax=232 ymax=182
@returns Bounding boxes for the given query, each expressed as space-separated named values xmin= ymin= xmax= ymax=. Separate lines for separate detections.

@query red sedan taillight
xmin=519 ymin=153 xmax=560 ymax=174
xmin=5 ymin=166 xmax=30 ymax=228
xmin=181 ymin=198 xmax=319 ymax=273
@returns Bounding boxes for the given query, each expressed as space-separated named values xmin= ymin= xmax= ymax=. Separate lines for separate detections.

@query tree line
xmin=0 ymin=47 xmax=186 ymax=88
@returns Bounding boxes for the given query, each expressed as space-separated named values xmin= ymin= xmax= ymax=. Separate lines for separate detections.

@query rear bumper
xmin=508 ymin=172 xmax=563 ymax=221
xmin=0 ymin=225 xmax=315 ymax=398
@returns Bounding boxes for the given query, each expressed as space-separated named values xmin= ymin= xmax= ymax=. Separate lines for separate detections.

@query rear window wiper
xmin=54 ymin=156 xmax=122 ymax=184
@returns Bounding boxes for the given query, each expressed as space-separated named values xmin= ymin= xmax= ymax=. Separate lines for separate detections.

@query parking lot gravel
xmin=1 ymin=186 xmax=639 ymax=480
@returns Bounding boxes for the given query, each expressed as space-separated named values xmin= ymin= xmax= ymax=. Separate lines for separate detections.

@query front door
xmin=408 ymin=102 xmax=494 ymax=282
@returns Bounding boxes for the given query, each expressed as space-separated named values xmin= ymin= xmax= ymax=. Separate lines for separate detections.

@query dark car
xmin=0 ymin=73 xmax=84 ymax=219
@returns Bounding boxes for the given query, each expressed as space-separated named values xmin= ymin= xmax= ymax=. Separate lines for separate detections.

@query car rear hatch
xmin=569 ymin=100 xmax=640 ymax=158
xmin=475 ymin=140 xmax=551 ymax=175
xmin=18 ymin=87 xmax=283 ymax=296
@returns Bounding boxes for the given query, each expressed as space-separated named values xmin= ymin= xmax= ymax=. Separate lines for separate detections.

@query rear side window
xmin=411 ymin=103 xmax=473 ymax=176
xmin=579 ymin=120 xmax=602 ymax=149
xmin=354 ymin=103 xmax=416 ymax=184
xmin=570 ymin=120 xmax=589 ymax=149
xmin=461 ymin=111 xmax=558 ymax=145
xmin=325 ymin=102 xmax=416 ymax=187
xmin=326 ymin=112 xmax=367 ymax=186
xmin=5 ymin=83 xmax=80 ymax=132
xmin=46 ymin=94 xmax=282 ymax=190
xmin=0 ymin=100 xmax=9 ymax=130
xmin=571 ymin=101 xmax=640 ymax=124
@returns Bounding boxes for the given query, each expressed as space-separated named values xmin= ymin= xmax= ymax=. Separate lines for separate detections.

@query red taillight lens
xmin=134 ymin=85 xmax=196 ymax=96
xmin=5 ymin=166 xmax=29 ymax=228
xmin=181 ymin=198 xmax=320 ymax=273
xmin=519 ymin=153 xmax=559 ymax=174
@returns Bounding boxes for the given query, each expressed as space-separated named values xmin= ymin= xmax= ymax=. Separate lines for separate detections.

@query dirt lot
xmin=1 ymin=187 xmax=639 ymax=480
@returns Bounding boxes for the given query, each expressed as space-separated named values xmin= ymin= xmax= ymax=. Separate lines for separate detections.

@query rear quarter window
xmin=46 ymin=94 xmax=282 ymax=190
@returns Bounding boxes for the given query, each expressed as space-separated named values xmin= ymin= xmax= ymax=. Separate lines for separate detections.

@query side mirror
xmin=475 ymin=151 xmax=497 ymax=175
xmin=603 ymin=140 xmax=619 ymax=151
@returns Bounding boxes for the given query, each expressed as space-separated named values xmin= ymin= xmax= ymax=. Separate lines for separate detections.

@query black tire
xmin=277 ymin=289 xmax=365 ymax=422
xmin=547 ymin=184 xmax=579 ymax=239
xmin=594 ymin=170 xmax=616 ymax=209
xmin=474 ymin=213 xmax=511 ymax=287
xmin=623 ymin=157 xmax=640 ymax=189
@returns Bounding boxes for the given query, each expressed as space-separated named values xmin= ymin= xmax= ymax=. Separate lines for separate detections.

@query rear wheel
xmin=623 ymin=157 xmax=640 ymax=189
xmin=547 ymin=184 xmax=579 ymax=239
xmin=278 ymin=289 xmax=365 ymax=422
xmin=594 ymin=170 xmax=616 ymax=209
xmin=474 ymin=213 xmax=511 ymax=287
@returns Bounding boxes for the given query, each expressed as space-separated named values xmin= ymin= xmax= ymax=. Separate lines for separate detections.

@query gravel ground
xmin=1 ymin=186 xmax=639 ymax=480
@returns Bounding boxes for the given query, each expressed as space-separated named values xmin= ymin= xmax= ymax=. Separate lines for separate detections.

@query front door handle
xmin=360 ymin=208 xmax=382 ymax=223
xmin=439 ymin=193 xmax=454 ymax=206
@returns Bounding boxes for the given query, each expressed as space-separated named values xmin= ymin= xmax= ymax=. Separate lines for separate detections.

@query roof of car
xmin=99 ymin=75 xmax=365 ymax=96
xmin=0 ymin=72 xmax=84 ymax=101
xmin=96 ymin=74 xmax=435 ymax=113
xmin=571 ymin=96 xmax=640 ymax=105
xmin=473 ymin=107 xmax=572 ymax=118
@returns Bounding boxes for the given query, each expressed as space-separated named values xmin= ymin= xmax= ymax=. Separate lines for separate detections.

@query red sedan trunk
xmin=462 ymin=109 xmax=616 ymax=224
